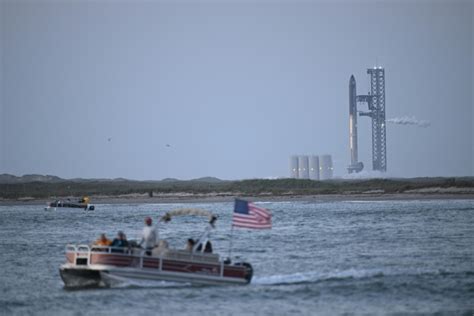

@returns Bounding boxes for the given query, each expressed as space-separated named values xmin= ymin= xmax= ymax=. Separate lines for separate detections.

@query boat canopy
xmin=160 ymin=208 xmax=217 ymax=226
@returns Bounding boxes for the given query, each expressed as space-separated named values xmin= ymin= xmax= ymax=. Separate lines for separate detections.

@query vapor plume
xmin=387 ymin=116 xmax=431 ymax=128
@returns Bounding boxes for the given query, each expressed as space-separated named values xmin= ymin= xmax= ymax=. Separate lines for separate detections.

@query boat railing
xmin=66 ymin=244 xmax=137 ymax=255
xmin=66 ymin=244 xmax=221 ymax=259
xmin=65 ymin=243 xmax=225 ymax=275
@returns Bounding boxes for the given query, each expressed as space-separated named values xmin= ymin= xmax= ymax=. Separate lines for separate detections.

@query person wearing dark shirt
xmin=204 ymin=241 xmax=213 ymax=253
xmin=111 ymin=231 xmax=129 ymax=253
xmin=196 ymin=241 xmax=213 ymax=253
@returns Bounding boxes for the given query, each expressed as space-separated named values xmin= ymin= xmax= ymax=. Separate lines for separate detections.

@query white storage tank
xmin=298 ymin=156 xmax=309 ymax=179
xmin=319 ymin=154 xmax=333 ymax=180
xmin=289 ymin=156 xmax=299 ymax=178
xmin=309 ymin=155 xmax=320 ymax=180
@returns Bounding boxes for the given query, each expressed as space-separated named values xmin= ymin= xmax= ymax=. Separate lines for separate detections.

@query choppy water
xmin=0 ymin=199 xmax=473 ymax=315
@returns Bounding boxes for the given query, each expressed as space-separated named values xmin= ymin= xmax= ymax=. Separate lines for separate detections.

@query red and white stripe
xmin=233 ymin=203 xmax=272 ymax=229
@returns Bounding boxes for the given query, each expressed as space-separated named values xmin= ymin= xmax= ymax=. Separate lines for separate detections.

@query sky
xmin=1 ymin=0 xmax=473 ymax=180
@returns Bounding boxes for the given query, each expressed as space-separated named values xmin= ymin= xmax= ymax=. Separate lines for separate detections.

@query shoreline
xmin=1 ymin=193 xmax=473 ymax=206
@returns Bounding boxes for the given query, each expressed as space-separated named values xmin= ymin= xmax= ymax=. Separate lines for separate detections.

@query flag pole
xmin=228 ymin=224 xmax=234 ymax=260
xmin=228 ymin=198 xmax=237 ymax=261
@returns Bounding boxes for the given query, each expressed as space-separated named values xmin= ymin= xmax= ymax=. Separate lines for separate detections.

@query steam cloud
xmin=386 ymin=116 xmax=431 ymax=128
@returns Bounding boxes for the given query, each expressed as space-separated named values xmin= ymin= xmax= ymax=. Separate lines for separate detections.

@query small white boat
xmin=46 ymin=197 xmax=94 ymax=211
xmin=59 ymin=209 xmax=253 ymax=288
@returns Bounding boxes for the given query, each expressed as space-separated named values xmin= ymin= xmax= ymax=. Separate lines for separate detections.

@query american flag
xmin=233 ymin=199 xmax=272 ymax=229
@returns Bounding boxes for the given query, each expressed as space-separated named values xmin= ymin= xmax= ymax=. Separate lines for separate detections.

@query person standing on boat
xmin=139 ymin=217 xmax=158 ymax=255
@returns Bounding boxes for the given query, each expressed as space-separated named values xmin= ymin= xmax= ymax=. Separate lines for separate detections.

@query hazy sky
xmin=1 ymin=0 xmax=473 ymax=180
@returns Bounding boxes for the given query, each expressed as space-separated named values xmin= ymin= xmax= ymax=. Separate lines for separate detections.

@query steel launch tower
xmin=348 ymin=67 xmax=387 ymax=173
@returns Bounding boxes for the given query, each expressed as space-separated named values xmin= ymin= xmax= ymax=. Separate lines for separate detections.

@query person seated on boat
xmin=110 ymin=231 xmax=129 ymax=253
xmin=196 ymin=241 xmax=213 ymax=253
xmin=204 ymin=241 xmax=213 ymax=253
xmin=79 ymin=196 xmax=90 ymax=204
xmin=185 ymin=238 xmax=195 ymax=252
xmin=93 ymin=233 xmax=112 ymax=247
xmin=138 ymin=217 xmax=158 ymax=255
xmin=152 ymin=240 xmax=169 ymax=256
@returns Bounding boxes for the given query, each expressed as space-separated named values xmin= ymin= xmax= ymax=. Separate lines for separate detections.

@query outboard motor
xmin=235 ymin=262 xmax=253 ymax=283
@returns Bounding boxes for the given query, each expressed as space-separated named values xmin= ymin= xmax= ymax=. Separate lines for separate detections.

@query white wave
xmin=252 ymin=268 xmax=384 ymax=285
xmin=252 ymin=267 xmax=466 ymax=286
xmin=387 ymin=116 xmax=431 ymax=128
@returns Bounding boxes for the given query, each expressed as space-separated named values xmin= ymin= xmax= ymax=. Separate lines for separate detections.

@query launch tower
xmin=348 ymin=67 xmax=387 ymax=173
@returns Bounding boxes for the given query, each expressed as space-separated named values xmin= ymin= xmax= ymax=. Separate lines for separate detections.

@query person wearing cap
xmin=139 ymin=217 xmax=158 ymax=255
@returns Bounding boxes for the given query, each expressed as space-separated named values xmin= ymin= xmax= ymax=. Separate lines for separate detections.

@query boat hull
xmin=60 ymin=245 xmax=252 ymax=288
xmin=60 ymin=264 xmax=250 ymax=288
xmin=47 ymin=202 xmax=94 ymax=211
xmin=60 ymin=267 xmax=102 ymax=288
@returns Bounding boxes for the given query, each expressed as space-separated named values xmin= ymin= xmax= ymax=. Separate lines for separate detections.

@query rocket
xmin=348 ymin=75 xmax=363 ymax=173
xmin=349 ymin=75 xmax=358 ymax=166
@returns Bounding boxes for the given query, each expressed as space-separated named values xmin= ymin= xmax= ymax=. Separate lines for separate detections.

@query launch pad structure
xmin=348 ymin=67 xmax=387 ymax=173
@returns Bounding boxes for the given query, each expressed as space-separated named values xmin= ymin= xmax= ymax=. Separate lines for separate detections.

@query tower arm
xmin=359 ymin=111 xmax=374 ymax=118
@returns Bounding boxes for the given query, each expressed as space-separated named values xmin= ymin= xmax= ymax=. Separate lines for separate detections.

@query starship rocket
xmin=348 ymin=75 xmax=363 ymax=173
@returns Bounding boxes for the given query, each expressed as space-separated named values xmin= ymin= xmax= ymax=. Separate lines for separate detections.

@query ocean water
xmin=0 ymin=199 xmax=473 ymax=315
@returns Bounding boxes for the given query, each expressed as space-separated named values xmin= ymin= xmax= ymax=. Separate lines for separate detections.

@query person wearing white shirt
xmin=139 ymin=217 xmax=158 ymax=255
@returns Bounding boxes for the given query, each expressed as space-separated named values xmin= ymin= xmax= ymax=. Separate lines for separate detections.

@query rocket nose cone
xmin=349 ymin=75 xmax=356 ymax=87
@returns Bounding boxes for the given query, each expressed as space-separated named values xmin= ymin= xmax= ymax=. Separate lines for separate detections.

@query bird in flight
xmin=166 ymin=144 xmax=171 ymax=147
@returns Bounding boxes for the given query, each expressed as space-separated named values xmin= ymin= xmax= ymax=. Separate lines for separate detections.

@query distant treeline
xmin=1 ymin=177 xmax=473 ymax=199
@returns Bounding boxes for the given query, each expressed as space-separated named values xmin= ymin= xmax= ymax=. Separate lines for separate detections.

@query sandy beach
xmin=1 ymin=192 xmax=473 ymax=206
